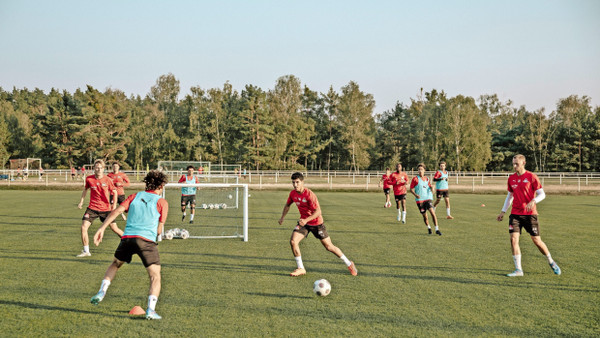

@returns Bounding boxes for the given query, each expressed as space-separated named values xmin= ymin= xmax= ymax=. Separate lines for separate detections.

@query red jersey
xmin=286 ymin=188 xmax=324 ymax=226
xmin=381 ymin=174 xmax=392 ymax=189
xmin=85 ymin=175 xmax=117 ymax=212
xmin=107 ymin=172 xmax=130 ymax=196
xmin=389 ymin=171 xmax=409 ymax=195
xmin=120 ymin=191 xmax=169 ymax=224
xmin=507 ymin=171 xmax=542 ymax=215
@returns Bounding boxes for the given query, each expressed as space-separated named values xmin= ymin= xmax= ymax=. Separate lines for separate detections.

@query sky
xmin=0 ymin=0 xmax=598 ymax=115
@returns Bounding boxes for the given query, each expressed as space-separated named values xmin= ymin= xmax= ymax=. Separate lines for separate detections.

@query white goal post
xmin=161 ymin=183 xmax=249 ymax=241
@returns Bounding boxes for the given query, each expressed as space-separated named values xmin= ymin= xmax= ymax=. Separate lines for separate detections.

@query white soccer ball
xmin=180 ymin=230 xmax=189 ymax=239
xmin=201 ymin=203 xmax=208 ymax=209
xmin=209 ymin=204 xmax=214 ymax=209
xmin=313 ymin=279 xmax=331 ymax=297
xmin=228 ymin=194 xmax=232 ymax=199
xmin=165 ymin=231 xmax=174 ymax=240
xmin=221 ymin=203 xmax=227 ymax=209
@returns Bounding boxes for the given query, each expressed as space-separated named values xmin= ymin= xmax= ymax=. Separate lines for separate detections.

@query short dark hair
xmin=291 ymin=172 xmax=304 ymax=181
xmin=439 ymin=161 xmax=446 ymax=165
xmin=186 ymin=165 xmax=195 ymax=170
xmin=144 ymin=170 xmax=168 ymax=190
xmin=417 ymin=163 xmax=426 ymax=170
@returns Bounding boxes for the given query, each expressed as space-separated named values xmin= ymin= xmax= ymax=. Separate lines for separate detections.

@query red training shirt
xmin=381 ymin=174 xmax=392 ymax=189
xmin=389 ymin=171 xmax=409 ymax=195
xmin=286 ymin=188 xmax=324 ymax=226
xmin=107 ymin=172 xmax=130 ymax=196
xmin=85 ymin=175 xmax=117 ymax=212
xmin=507 ymin=171 xmax=542 ymax=215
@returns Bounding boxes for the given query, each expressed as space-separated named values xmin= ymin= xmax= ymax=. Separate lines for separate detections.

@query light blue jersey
xmin=122 ymin=191 xmax=161 ymax=242
xmin=414 ymin=176 xmax=433 ymax=202
xmin=181 ymin=175 xmax=197 ymax=195
xmin=435 ymin=170 xmax=449 ymax=190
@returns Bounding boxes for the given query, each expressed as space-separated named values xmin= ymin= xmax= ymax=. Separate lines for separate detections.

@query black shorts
xmin=110 ymin=194 xmax=126 ymax=205
xmin=383 ymin=188 xmax=390 ymax=195
xmin=417 ymin=200 xmax=434 ymax=214
xmin=82 ymin=208 xmax=110 ymax=223
xmin=394 ymin=194 xmax=406 ymax=201
xmin=114 ymin=237 xmax=160 ymax=267
xmin=436 ymin=190 xmax=449 ymax=199
xmin=181 ymin=195 xmax=196 ymax=207
xmin=293 ymin=223 xmax=329 ymax=240
xmin=509 ymin=215 xmax=540 ymax=236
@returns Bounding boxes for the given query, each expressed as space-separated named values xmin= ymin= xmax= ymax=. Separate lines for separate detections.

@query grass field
xmin=0 ymin=189 xmax=598 ymax=337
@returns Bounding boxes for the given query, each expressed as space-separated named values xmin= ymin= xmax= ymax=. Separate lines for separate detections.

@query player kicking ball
xmin=90 ymin=170 xmax=169 ymax=320
xmin=278 ymin=172 xmax=358 ymax=277
xmin=496 ymin=154 xmax=561 ymax=277
xmin=410 ymin=163 xmax=441 ymax=235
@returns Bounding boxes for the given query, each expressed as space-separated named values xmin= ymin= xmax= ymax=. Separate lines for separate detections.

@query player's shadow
xmin=244 ymin=292 xmax=311 ymax=299
xmin=0 ymin=300 xmax=128 ymax=318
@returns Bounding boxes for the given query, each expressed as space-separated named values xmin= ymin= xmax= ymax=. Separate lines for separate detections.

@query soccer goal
xmin=161 ymin=183 xmax=249 ymax=241
xmin=157 ymin=160 xmax=211 ymax=175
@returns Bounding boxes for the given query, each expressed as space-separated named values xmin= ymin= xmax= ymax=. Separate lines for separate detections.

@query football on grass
xmin=313 ymin=279 xmax=331 ymax=296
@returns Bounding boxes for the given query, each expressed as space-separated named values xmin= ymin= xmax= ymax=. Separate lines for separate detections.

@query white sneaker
xmin=506 ymin=269 xmax=524 ymax=277
xmin=76 ymin=251 xmax=91 ymax=257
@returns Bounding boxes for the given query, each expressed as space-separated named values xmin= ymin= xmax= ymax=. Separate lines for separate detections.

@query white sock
xmin=190 ymin=214 xmax=194 ymax=220
xmin=447 ymin=208 xmax=451 ymax=216
xmin=100 ymin=279 xmax=111 ymax=293
xmin=513 ymin=254 xmax=522 ymax=270
xmin=83 ymin=245 xmax=89 ymax=253
xmin=427 ymin=225 xmax=431 ymax=229
xmin=295 ymin=256 xmax=304 ymax=270
xmin=340 ymin=255 xmax=352 ymax=266
xmin=546 ymin=253 xmax=554 ymax=264
xmin=398 ymin=209 xmax=401 ymax=215
xmin=402 ymin=211 xmax=406 ymax=219
xmin=148 ymin=295 xmax=158 ymax=311
xmin=435 ymin=225 xmax=439 ymax=231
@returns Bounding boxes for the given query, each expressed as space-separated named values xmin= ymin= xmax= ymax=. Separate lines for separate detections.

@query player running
xmin=496 ymin=154 xmax=561 ymax=277
xmin=178 ymin=165 xmax=200 ymax=223
xmin=107 ymin=161 xmax=130 ymax=221
xmin=76 ymin=159 xmax=123 ymax=257
xmin=90 ymin=170 xmax=169 ymax=320
xmin=278 ymin=172 xmax=358 ymax=277
xmin=433 ymin=161 xmax=453 ymax=219
xmin=410 ymin=163 xmax=441 ymax=235
xmin=378 ymin=167 xmax=393 ymax=208
xmin=389 ymin=163 xmax=409 ymax=223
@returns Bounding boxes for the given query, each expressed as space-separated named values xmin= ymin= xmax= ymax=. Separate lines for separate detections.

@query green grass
xmin=0 ymin=190 xmax=598 ymax=337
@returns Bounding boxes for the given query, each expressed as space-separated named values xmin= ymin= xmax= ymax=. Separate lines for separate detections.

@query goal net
xmin=161 ymin=183 xmax=249 ymax=241
xmin=157 ymin=161 xmax=211 ymax=175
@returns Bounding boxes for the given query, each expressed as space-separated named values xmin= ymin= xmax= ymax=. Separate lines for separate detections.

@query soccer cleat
xmin=447 ymin=215 xmax=454 ymax=219
xmin=181 ymin=215 xmax=186 ymax=222
xmin=549 ymin=262 xmax=561 ymax=275
xmin=428 ymin=228 xmax=432 ymax=235
xmin=189 ymin=219 xmax=194 ymax=224
xmin=90 ymin=291 xmax=105 ymax=305
xmin=76 ymin=251 xmax=91 ymax=257
xmin=506 ymin=269 xmax=524 ymax=277
xmin=348 ymin=261 xmax=358 ymax=276
xmin=146 ymin=309 xmax=162 ymax=320
xmin=290 ymin=268 xmax=306 ymax=277
xmin=436 ymin=230 xmax=442 ymax=236
xmin=401 ymin=219 xmax=406 ymax=224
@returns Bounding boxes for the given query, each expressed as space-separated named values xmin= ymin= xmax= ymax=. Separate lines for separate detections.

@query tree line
xmin=1 ymin=74 xmax=598 ymax=172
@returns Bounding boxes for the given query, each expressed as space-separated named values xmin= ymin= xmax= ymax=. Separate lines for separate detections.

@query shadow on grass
xmin=0 ymin=300 xmax=129 ymax=318
xmin=244 ymin=292 xmax=312 ymax=299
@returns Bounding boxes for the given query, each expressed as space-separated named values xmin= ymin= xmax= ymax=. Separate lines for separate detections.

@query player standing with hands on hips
xmin=278 ymin=172 xmax=358 ymax=277
xmin=90 ymin=170 xmax=169 ymax=320
xmin=497 ymin=154 xmax=561 ymax=277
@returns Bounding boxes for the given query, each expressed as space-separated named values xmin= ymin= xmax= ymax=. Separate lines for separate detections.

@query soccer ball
xmin=313 ymin=279 xmax=331 ymax=297
xmin=208 ymin=203 xmax=214 ymax=209
xmin=221 ymin=203 xmax=227 ymax=209
xmin=201 ymin=203 xmax=207 ymax=209
xmin=228 ymin=194 xmax=232 ymax=199
xmin=180 ymin=229 xmax=190 ymax=239
xmin=164 ymin=231 xmax=174 ymax=240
